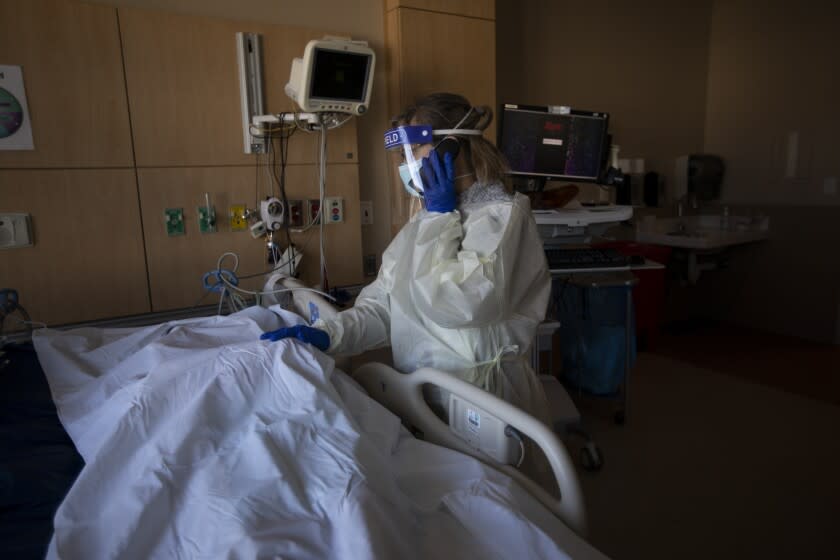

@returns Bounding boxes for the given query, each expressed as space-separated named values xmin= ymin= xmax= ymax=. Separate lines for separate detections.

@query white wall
xmin=496 ymin=0 xmax=840 ymax=343
xmin=496 ymin=0 xmax=714 ymax=195
xmin=698 ymin=0 xmax=840 ymax=342
xmin=703 ymin=0 xmax=839 ymax=206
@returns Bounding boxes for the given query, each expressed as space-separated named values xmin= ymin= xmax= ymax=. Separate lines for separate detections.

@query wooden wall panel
xmin=119 ymin=7 xmax=359 ymax=168
xmin=385 ymin=0 xmax=494 ymax=20
xmin=0 ymin=0 xmax=134 ymax=168
xmin=138 ymin=164 xmax=363 ymax=311
xmin=396 ymin=10 xmax=496 ymax=138
xmin=386 ymin=7 xmax=496 ymax=232
xmin=0 ymin=2 xmax=367 ymax=329
xmin=0 ymin=169 xmax=150 ymax=326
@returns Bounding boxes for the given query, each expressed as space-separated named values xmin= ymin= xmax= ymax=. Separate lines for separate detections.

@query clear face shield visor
xmin=384 ymin=119 xmax=483 ymax=199
xmin=384 ymin=125 xmax=435 ymax=199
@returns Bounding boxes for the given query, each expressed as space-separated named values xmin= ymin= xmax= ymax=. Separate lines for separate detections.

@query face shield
xmin=384 ymin=125 xmax=435 ymax=199
xmin=384 ymin=108 xmax=483 ymax=199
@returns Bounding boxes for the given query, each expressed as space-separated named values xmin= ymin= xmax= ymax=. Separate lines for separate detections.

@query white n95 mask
xmin=398 ymin=160 xmax=424 ymax=198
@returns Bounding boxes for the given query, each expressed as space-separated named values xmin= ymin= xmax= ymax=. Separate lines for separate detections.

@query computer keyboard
xmin=544 ymin=247 xmax=630 ymax=270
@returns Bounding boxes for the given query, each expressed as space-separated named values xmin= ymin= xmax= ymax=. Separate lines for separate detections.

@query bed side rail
xmin=353 ymin=362 xmax=587 ymax=537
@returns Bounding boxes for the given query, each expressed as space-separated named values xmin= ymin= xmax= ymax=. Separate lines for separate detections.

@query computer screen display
xmin=309 ymin=48 xmax=372 ymax=102
xmin=498 ymin=104 xmax=609 ymax=182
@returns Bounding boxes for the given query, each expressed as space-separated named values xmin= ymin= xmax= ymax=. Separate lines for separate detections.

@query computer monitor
xmin=497 ymin=103 xmax=610 ymax=186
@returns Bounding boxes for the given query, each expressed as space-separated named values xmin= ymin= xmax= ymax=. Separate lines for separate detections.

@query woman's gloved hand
xmin=421 ymin=150 xmax=457 ymax=213
xmin=260 ymin=325 xmax=330 ymax=351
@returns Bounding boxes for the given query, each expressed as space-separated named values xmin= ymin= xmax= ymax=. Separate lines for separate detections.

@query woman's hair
xmin=393 ymin=92 xmax=510 ymax=190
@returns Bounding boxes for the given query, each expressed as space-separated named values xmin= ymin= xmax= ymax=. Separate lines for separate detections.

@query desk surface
xmin=629 ymin=258 xmax=665 ymax=271
xmin=549 ymin=258 xmax=664 ymax=275
xmin=533 ymin=205 xmax=633 ymax=226
xmin=550 ymin=265 xmax=630 ymax=274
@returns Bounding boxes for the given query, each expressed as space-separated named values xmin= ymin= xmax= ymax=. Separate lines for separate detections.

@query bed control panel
xmin=448 ymin=394 xmax=521 ymax=465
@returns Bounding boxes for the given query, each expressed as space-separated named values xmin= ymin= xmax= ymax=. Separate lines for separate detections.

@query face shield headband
xmin=384 ymin=123 xmax=482 ymax=198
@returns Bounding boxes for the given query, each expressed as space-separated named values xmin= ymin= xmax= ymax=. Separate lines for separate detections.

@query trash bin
xmin=554 ymin=280 xmax=636 ymax=396
xmin=594 ymin=241 xmax=670 ymax=350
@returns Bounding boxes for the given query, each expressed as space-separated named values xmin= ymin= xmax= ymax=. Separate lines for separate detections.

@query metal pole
xmin=623 ymin=282 xmax=632 ymax=423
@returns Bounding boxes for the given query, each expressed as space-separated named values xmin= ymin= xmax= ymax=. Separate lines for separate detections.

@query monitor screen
xmin=498 ymin=104 xmax=609 ymax=182
xmin=309 ymin=48 xmax=372 ymax=102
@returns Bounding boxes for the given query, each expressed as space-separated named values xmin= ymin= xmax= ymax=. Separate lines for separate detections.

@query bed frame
xmin=278 ymin=277 xmax=588 ymax=537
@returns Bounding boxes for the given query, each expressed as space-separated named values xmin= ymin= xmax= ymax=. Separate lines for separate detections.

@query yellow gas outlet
xmin=229 ymin=205 xmax=247 ymax=232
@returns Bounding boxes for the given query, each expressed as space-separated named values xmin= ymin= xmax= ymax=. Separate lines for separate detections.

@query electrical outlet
xmin=229 ymin=204 xmax=247 ymax=231
xmin=0 ymin=213 xmax=33 ymax=249
xmin=164 ymin=208 xmax=185 ymax=236
xmin=288 ymin=200 xmax=304 ymax=227
xmin=325 ymin=197 xmax=344 ymax=223
xmin=307 ymin=199 xmax=321 ymax=225
xmin=198 ymin=206 xmax=217 ymax=233
xmin=360 ymin=201 xmax=373 ymax=225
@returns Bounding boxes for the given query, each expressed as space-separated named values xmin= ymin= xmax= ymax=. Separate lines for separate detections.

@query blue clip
xmin=202 ymin=270 xmax=239 ymax=293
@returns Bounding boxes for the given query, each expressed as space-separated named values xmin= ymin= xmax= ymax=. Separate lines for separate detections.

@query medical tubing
xmin=254 ymin=147 xmax=261 ymax=209
xmin=0 ymin=303 xmax=40 ymax=334
xmin=235 ymin=238 xmax=313 ymax=281
xmin=218 ymin=288 xmax=226 ymax=315
xmin=318 ymin=123 xmax=328 ymax=291
xmin=217 ymin=272 xmax=335 ymax=301
xmin=269 ymin=112 xmax=296 ymax=275
xmin=212 ymin=251 xmax=336 ymax=303
xmin=288 ymin=127 xmax=325 ymax=234
xmin=212 ymin=242 xmax=311 ymax=282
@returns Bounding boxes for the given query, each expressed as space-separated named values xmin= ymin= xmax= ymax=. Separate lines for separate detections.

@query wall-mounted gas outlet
xmin=288 ymin=200 xmax=304 ymax=227
xmin=198 ymin=206 xmax=216 ymax=233
xmin=164 ymin=208 xmax=185 ymax=236
xmin=360 ymin=200 xmax=373 ymax=225
xmin=325 ymin=197 xmax=344 ymax=223
xmin=0 ymin=213 xmax=33 ymax=249
xmin=229 ymin=204 xmax=247 ymax=231
xmin=307 ymin=199 xmax=321 ymax=225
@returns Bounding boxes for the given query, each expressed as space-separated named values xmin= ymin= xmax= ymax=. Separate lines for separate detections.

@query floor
xmin=572 ymin=350 xmax=840 ymax=560
xmin=653 ymin=321 xmax=840 ymax=406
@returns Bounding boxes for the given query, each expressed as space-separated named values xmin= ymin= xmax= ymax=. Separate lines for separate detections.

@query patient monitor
xmin=285 ymin=37 xmax=375 ymax=116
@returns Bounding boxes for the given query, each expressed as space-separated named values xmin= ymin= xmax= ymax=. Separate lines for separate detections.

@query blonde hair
xmin=393 ymin=93 xmax=511 ymax=190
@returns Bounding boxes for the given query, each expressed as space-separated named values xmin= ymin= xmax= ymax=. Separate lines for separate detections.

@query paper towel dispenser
xmin=675 ymin=154 xmax=725 ymax=202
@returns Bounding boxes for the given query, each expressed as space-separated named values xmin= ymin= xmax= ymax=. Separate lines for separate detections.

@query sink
xmin=636 ymin=214 xmax=769 ymax=249
xmin=665 ymin=230 xmax=703 ymax=237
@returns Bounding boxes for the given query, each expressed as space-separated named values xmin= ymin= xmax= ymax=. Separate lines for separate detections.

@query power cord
xmin=206 ymin=252 xmax=336 ymax=315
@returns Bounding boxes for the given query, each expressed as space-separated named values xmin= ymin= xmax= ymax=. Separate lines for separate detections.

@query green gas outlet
xmin=164 ymin=208 xmax=185 ymax=236
xmin=229 ymin=204 xmax=247 ymax=232
xmin=198 ymin=206 xmax=216 ymax=233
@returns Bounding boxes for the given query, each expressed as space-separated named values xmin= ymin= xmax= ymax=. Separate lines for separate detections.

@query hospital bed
xmin=13 ymin=279 xmax=609 ymax=559
xmin=279 ymin=278 xmax=587 ymax=528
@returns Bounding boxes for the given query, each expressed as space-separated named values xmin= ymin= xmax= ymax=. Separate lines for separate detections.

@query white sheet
xmin=34 ymin=306 xmax=606 ymax=560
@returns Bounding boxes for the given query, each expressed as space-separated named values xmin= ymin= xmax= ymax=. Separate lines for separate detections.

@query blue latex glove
xmin=260 ymin=325 xmax=330 ymax=351
xmin=421 ymin=150 xmax=457 ymax=213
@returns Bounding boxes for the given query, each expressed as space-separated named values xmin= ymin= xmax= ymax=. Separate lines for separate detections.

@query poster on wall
xmin=0 ymin=65 xmax=35 ymax=150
